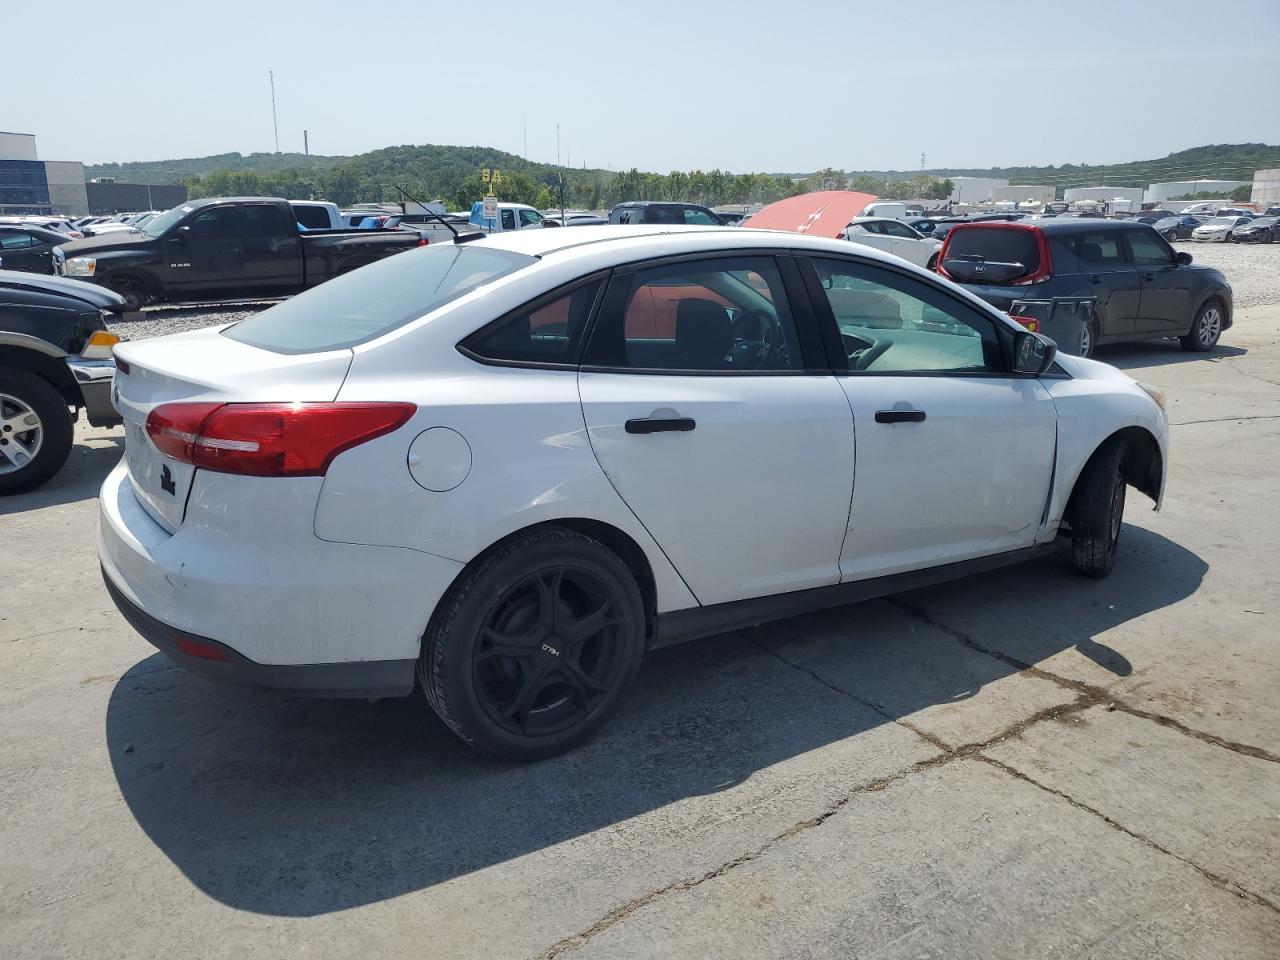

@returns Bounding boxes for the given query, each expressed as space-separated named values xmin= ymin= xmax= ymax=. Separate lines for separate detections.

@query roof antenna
xmin=394 ymin=185 xmax=484 ymax=244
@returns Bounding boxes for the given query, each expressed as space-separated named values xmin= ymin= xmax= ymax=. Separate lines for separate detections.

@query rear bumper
xmin=101 ymin=568 xmax=416 ymax=697
xmin=97 ymin=460 xmax=464 ymax=683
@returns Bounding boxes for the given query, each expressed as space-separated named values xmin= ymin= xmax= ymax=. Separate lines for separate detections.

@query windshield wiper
xmin=394 ymin=186 xmax=485 ymax=244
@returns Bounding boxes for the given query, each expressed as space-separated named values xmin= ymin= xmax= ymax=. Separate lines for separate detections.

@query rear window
xmin=292 ymin=204 xmax=332 ymax=229
xmin=223 ymin=244 xmax=535 ymax=353
xmin=943 ymin=226 xmax=1040 ymax=281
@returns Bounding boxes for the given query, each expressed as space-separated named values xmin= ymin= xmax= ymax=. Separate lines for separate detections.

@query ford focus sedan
xmin=100 ymin=226 xmax=1168 ymax=759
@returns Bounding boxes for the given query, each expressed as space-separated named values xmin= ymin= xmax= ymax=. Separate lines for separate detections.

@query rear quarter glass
xmin=222 ymin=245 xmax=536 ymax=354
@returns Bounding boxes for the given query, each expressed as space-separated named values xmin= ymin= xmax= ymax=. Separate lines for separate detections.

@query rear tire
xmin=926 ymin=253 xmax=938 ymax=272
xmin=1181 ymin=300 xmax=1223 ymax=352
xmin=1068 ymin=440 xmax=1127 ymax=579
xmin=419 ymin=527 xmax=645 ymax=760
xmin=0 ymin=368 xmax=74 ymax=496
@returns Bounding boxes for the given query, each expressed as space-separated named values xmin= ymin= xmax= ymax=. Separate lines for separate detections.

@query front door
xmin=0 ymin=230 xmax=52 ymax=273
xmin=802 ymin=256 xmax=1058 ymax=581
xmin=1125 ymin=228 xmax=1195 ymax=334
xmin=240 ymin=202 xmax=302 ymax=294
xmin=165 ymin=205 xmax=244 ymax=295
xmin=577 ymin=253 xmax=855 ymax=606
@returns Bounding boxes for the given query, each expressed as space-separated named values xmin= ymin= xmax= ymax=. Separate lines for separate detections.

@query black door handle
xmin=625 ymin=417 xmax=696 ymax=434
xmin=1088 ymin=275 xmax=1102 ymax=283
xmin=875 ymin=410 xmax=925 ymax=424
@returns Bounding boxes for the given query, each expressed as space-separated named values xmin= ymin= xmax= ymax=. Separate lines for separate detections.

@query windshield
xmin=140 ymin=205 xmax=190 ymax=238
xmin=1204 ymin=217 xmax=1237 ymax=226
xmin=223 ymin=243 xmax=536 ymax=353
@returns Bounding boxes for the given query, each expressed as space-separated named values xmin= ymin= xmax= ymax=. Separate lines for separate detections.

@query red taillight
xmin=145 ymin=402 xmax=416 ymax=477
xmin=417 ymin=236 xmax=430 ymax=247
xmin=114 ymin=357 xmax=131 ymax=375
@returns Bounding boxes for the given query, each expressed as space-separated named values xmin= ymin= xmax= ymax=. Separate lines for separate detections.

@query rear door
xmin=1066 ymin=228 xmax=1141 ymax=338
xmin=577 ymin=253 xmax=855 ymax=605
xmin=800 ymin=255 xmax=1057 ymax=580
xmin=241 ymin=202 xmax=303 ymax=294
xmin=1126 ymin=227 xmax=1195 ymax=334
xmin=847 ymin=221 xmax=895 ymax=255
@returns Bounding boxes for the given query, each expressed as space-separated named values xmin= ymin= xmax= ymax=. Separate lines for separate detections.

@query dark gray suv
xmin=938 ymin=219 xmax=1232 ymax=356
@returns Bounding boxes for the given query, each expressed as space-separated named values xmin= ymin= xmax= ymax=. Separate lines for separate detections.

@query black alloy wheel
xmin=473 ymin=566 xmax=627 ymax=738
xmin=420 ymin=528 xmax=645 ymax=760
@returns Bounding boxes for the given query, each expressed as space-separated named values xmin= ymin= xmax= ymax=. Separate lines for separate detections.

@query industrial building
xmin=86 ymin=179 xmax=187 ymax=214
xmin=1144 ymin=179 xmax=1251 ymax=204
xmin=991 ymin=185 xmax=1055 ymax=204
xmin=1063 ymin=186 xmax=1144 ymax=206
xmin=1251 ymin=169 xmax=1280 ymax=208
xmin=0 ymin=131 xmax=89 ymax=217
xmin=948 ymin=176 xmax=1009 ymax=204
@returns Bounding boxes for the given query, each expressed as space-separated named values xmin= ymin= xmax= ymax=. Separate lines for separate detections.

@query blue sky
xmin=7 ymin=0 xmax=1279 ymax=171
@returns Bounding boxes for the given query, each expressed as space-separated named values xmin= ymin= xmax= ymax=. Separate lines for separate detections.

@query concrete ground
xmin=3 ymin=305 xmax=1279 ymax=958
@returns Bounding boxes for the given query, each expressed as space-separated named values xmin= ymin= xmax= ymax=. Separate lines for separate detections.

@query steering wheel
xmin=852 ymin=337 xmax=891 ymax=371
xmin=729 ymin=309 xmax=785 ymax=370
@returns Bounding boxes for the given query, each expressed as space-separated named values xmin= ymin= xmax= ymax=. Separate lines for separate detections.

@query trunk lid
xmin=112 ymin=326 xmax=353 ymax=531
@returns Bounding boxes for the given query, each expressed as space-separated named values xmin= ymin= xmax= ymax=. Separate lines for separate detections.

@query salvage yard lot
xmin=3 ymin=256 xmax=1280 ymax=957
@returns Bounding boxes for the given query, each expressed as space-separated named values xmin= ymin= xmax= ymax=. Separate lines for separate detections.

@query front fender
xmin=1040 ymin=365 xmax=1169 ymax=537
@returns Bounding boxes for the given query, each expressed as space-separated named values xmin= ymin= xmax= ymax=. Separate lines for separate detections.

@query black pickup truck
xmin=51 ymin=197 xmax=421 ymax=309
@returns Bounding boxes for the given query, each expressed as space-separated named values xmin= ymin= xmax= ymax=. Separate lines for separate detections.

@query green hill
xmin=85 ymin=141 xmax=1278 ymax=210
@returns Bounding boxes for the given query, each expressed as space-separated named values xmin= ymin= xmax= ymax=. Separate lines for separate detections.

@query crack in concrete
xmin=535 ymin=602 xmax=1277 ymax=958
xmin=889 ymin=598 xmax=1280 ymax=764
xmin=977 ymin=754 xmax=1280 ymax=915
xmin=1171 ymin=414 xmax=1280 ymax=426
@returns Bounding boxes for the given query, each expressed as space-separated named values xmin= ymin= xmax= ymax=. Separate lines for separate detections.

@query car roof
xmin=955 ymin=218 xmax=1155 ymax=234
xmin=611 ymin=200 xmax=709 ymax=208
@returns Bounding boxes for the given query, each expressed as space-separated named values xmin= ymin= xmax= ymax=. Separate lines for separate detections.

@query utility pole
xmin=303 ymin=129 xmax=309 ymax=156
xmin=269 ymin=70 xmax=280 ymax=153
xmin=523 ymin=114 xmax=527 ymax=160
xmin=921 ymin=152 xmax=926 ymax=171
xmin=556 ymin=123 xmax=560 ymax=167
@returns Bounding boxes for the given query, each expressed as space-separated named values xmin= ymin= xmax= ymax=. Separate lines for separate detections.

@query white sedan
xmin=100 ymin=226 xmax=1168 ymax=759
xmin=1190 ymin=216 xmax=1251 ymax=242
xmin=840 ymin=216 xmax=943 ymax=269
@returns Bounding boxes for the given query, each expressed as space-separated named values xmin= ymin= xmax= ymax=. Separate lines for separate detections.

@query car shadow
xmin=104 ymin=524 xmax=1206 ymax=917
xmin=0 ymin=430 xmax=122 ymax=515
xmin=1099 ymin=340 xmax=1247 ymax=370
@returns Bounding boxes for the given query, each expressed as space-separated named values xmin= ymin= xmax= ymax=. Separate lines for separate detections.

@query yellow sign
xmin=481 ymin=168 xmax=491 ymax=183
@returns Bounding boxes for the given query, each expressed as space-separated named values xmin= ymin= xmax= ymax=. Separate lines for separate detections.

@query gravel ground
xmin=105 ymin=242 xmax=1280 ymax=341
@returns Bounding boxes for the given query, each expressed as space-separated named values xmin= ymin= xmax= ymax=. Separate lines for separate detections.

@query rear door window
xmin=1072 ymin=231 xmax=1127 ymax=265
xmin=223 ymin=245 xmax=535 ymax=353
xmin=243 ymin=203 xmax=294 ymax=239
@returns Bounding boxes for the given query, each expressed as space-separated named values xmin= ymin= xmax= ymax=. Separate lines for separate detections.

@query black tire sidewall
xmin=421 ymin=529 xmax=645 ymax=760
xmin=0 ymin=367 xmax=74 ymax=495
xmin=1183 ymin=300 xmax=1223 ymax=352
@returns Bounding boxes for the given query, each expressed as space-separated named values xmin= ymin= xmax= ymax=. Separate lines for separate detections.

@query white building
xmin=1063 ymin=186 xmax=1144 ymax=205
xmin=1251 ymin=169 xmax=1280 ymax=208
xmin=1145 ymin=179 xmax=1250 ymax=204
xmin=991 ymin=185 xmax=1055 ymax=204
xmin=0 ymin=131 xmax=38 ymax=161
xmin=948 ymin=176 xmax=1008 ymax=204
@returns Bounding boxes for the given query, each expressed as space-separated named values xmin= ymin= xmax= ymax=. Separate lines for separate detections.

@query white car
xmin=841 ymin=216 xmax=943 ymax=269
xmin=99 ymin=226 xmax=1168 ymax=759
xmin=1190 ymin=216 xmax=1251 ymax=242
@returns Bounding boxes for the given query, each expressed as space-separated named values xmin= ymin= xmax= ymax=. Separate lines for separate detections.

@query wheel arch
xmin=0 ymin=346 xmax=82 ymax=408
xmin=441 ymin=518 xmax=661 ymax=642
xmin=1192 ymin=290 xmax=1231 ymax=332
xmin=1065 ymin=426 xmax=1163 ymax=520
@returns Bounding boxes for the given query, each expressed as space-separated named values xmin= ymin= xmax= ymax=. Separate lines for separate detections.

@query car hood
xmin=58 ymin=232 xmax=157 ymax=256
xmin=0 ymin=269 xmax=127 ymax=310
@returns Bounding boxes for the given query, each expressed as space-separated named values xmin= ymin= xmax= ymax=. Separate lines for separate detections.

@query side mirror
xmin=1175 ymin=251 xmax=1192 ymax=265
xmin=1014 ymin=330 xmax=1057 ymax=375
xmin=172 ymin=226 xmax=190 ymax=244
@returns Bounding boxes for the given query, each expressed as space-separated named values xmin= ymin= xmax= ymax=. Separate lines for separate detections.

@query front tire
xmin=419 ymin=527 xmax=645 ymax=760
xmin=1068 ymin=441 xmax=1127 ymax=578
xmin=1181 ymin=300 xmax=1223 ymax=352
xmin=0 ymin=368 xmax=74 ymax=496
xmin=1078 ymin=316 xmax=1100 ymax=358
xmin=109 ymin=278 xmax=146 ymax=312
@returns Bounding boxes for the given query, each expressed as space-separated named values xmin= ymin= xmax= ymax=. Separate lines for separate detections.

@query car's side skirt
xmin=650 ymin=544 xmax=1056 ymax=649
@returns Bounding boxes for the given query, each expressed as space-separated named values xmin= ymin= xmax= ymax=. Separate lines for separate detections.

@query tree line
xmin=183 ymin=161 xmax=957 ymax=211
